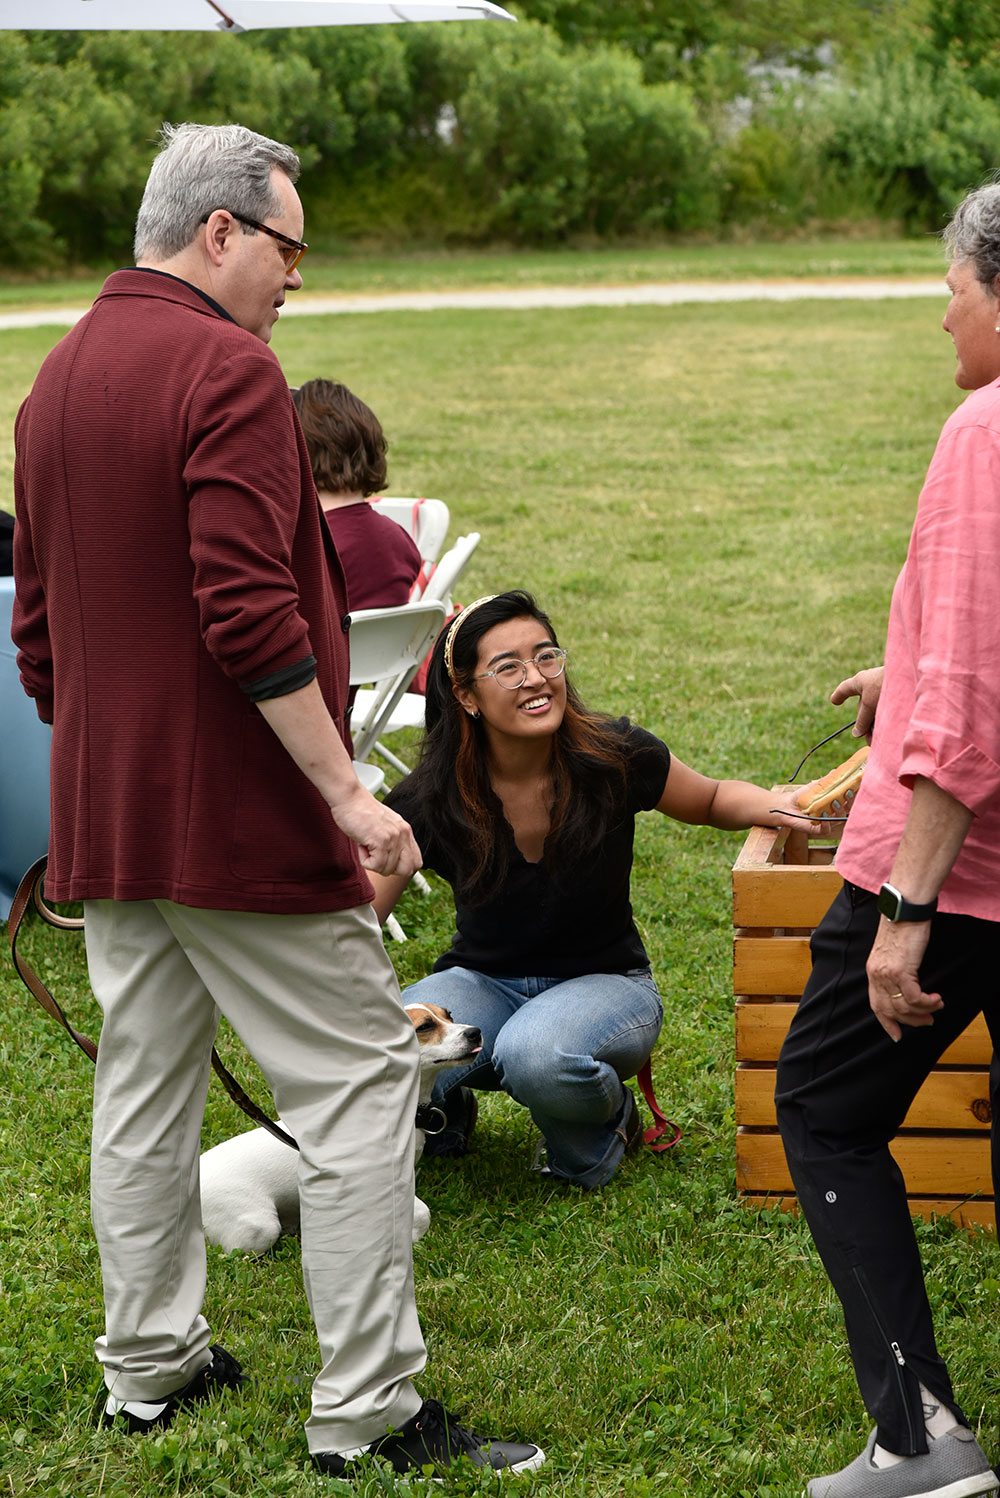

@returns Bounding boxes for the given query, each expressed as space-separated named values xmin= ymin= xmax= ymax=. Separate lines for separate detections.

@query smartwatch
xmin=877 ymin=882 xmax=938 ymax=923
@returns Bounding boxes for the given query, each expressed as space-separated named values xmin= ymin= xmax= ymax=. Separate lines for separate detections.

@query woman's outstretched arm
xmin=656 ymin=754 xmax=821 ymax=833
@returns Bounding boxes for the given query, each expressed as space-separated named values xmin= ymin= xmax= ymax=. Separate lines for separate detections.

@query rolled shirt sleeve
xmin=897 ymin=419 xmax=1000 ymax=814
xmin=837 ymin=384 xmax=1000 ymax=919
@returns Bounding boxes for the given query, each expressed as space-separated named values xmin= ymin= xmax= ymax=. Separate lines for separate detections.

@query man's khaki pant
xmin=84 ymin=897 xmax=425 ymax=1453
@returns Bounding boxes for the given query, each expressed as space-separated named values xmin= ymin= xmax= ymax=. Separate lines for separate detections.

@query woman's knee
xmin=494 ymin=1038 xmax=618 ymax=1120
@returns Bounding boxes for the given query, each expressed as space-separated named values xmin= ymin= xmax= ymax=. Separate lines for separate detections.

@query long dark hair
xmin=406 ymin=590 xmax=628 ymax=904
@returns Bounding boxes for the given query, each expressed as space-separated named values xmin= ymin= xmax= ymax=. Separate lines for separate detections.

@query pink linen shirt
xmin=837 ymin=377 xmax=1000 ymax=922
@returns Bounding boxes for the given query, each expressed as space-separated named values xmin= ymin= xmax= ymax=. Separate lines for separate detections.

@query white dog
xmin=199 ymin=1002 xmax=482 ymax=1255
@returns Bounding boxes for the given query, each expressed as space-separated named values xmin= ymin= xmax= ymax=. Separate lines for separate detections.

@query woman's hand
xmin=765 ymin=785 xmax=825 ymax=836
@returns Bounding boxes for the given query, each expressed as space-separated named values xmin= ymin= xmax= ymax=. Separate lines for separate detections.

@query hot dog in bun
xmin=796 ymin=744 xmax=868 ymax=819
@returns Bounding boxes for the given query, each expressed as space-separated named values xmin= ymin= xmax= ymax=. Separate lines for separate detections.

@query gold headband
xmin=443 ymin=595 xmax=499 ymax=683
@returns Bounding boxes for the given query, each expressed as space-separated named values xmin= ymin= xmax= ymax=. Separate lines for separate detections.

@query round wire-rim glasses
xmin=474 ymin=648 xmax=568 ymax=690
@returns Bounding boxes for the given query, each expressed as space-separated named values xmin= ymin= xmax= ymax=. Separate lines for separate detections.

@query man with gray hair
xmin=12 ymin=122 xmax=542 ymax=1479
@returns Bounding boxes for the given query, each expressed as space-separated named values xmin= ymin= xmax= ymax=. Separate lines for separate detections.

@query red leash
xmin=636 ymin=1059 xmax=682 ymax=1151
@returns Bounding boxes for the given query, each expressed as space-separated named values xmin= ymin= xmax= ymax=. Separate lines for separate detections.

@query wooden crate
xmin=733 ymin=818 xmax=995 ymax=1230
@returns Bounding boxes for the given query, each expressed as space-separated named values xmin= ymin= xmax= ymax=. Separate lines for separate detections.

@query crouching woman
xmin=370 ymin=590 xmax=813 ymax=1189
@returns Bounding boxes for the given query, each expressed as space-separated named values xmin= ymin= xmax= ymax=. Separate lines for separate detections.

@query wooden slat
xmin=731 ymin=822 xmax=997 ymax=1234
xmin=733 ymin=935 xmax=812 ymax=995
xmin=739 ymin=1194 xmax=996 ymax=1232
xmin=736 ymin=1065 xmax=992 ymax=1131
xmin=733 ymin=865 xmax=842 ymax=930
xmin=732 ymin=823 xmax=788 ymax=872
xmin=736 ymin=1130 xmax=992 ymax=1197
xmin=735 ymin=1001 xmax=993 ymax=1066
xmin=736 ymin=1001 xmax=798 ymax=1060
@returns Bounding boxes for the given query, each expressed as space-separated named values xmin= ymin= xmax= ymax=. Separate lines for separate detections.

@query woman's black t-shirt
xmin=384 ymin=718 xmax=671 ymax=979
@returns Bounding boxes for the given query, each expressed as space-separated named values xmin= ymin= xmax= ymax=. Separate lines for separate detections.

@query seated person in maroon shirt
xmin=291 ymin=378 xmax=421 ymax=609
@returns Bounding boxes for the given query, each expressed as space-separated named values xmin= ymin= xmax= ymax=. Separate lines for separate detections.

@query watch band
xmin=878 ymin=882 xmax=938 ymax=923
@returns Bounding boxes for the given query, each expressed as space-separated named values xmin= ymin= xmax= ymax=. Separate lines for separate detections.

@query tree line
xmin=3 ymin=0 xmax=1000 ymax=270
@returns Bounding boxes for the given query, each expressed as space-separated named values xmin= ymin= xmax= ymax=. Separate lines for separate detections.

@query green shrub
xmin=7 ymin=16 xmax=1000 ymax=263
xmin=815 ymin=52 xmax=1000 ymax=231
xmin=0 ymin=32 xmax=325 ymax=269
xmin=574 ymin=49 xmax=715 ymax=235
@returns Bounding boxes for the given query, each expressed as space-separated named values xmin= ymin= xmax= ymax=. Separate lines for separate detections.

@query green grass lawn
xmin=5 ymin=285 xmax=998 ymax=1498
xmin=0 ymin=235 xmax=947 ymax=313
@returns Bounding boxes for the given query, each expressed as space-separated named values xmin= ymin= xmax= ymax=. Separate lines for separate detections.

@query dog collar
xmin=415 ymin=1103 xmax=448 ymax=1135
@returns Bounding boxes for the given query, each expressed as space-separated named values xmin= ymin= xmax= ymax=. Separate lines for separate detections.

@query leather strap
xmin=8 ymin=856 xmax=95 ymax=1061
xmin=6 ymin=857 xmax=299 ymax=1152
xmin=8 ymin=858 xmax=681 ymax=1159
xmin=636 ymin=1059 xmax=682 ymax=1152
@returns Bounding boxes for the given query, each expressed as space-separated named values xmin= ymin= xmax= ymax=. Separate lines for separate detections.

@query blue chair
xmin=0 ymin=575 xmax=51 ymax=920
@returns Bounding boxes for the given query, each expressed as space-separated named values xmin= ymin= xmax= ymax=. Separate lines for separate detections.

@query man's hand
xmin=256 ymin=680 xmax=422 ymax=877
xmin=866 ymin=917 xmax=941 ymax=1042
xmin=328 ymin=784 xmax=422 ymax=879
xmin=830 ymin=667 xmax=884 ymax=742
xmin=866 ymin=777 xmax=973 ymax=1039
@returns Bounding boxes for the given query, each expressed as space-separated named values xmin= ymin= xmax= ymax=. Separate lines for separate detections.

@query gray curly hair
xmin=134 ymin=122 xmax=300 ymax=263
xmin=943 ymin=179 xmax=1000 ymax=291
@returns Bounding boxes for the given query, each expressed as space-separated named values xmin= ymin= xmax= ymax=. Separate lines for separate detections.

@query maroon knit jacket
xmin=13 ymin=270 xmax=373 ymax=914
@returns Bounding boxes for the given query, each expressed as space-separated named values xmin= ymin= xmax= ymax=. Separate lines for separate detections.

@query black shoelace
xmin=414 ymin=1399 xmax=484 ymax=1459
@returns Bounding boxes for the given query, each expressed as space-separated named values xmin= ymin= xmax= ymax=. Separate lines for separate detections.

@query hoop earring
xmin=471 ymin=709 xmax=481 ymax=720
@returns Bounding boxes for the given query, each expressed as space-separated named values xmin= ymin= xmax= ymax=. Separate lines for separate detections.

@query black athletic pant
xmin=776 ymin=882 xmax=1000 ymax=1456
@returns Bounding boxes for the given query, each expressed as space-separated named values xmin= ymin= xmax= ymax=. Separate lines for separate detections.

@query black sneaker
xmin=422 ymin=1086 xmax=479 ymax=1158
xmin=312 ymin=1397 xmax=545 ymax=1477
xmin=101 ymin=1344 xmax=247 ymax=1434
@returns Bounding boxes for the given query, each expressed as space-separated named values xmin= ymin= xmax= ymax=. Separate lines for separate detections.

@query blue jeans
xmin=402 ymin=966 xmax=663 ymax=1188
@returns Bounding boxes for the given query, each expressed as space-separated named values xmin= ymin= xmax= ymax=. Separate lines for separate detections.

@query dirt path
xmin=0 ymin=276 xmax=946 ymax=331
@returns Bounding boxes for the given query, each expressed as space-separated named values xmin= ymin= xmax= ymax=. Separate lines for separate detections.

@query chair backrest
xmin=348 ymin=598 xmax=447 ymax=685
xmin=348 ymin=598 xmax=447 ymax=763
xmin=371 ymin=497 xmax=451 ymax=567
xmin=0 ymin=576 xmax=52 ymax=919
xmin=419 ymin=532 xmax=481 ymax=613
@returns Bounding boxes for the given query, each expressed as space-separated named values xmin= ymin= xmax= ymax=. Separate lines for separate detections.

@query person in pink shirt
xmin=776 ymin=184 xmax=1000 ymax=1498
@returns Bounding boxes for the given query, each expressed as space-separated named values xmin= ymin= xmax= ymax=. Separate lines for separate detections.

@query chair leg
xmin=372 ymin=740 xmax=413 ymax=777
xmin=412 ymin=871 xmax=431 ymax=896
xmin=384 ymin=913 xmax=407 ymax=943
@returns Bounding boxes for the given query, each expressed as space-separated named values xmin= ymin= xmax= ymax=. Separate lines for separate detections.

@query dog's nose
xmin=467 ymin=1028 xmax=483 ymax=1048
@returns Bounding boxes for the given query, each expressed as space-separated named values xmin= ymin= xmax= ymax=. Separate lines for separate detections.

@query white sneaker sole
xmin=804 ymin=1473 xmax=998 ymax=1498
xmin=508 ymin=1445 xmax=546 ymax=1474
xmin=336 ymin=1444 xmax=545 ymax=1480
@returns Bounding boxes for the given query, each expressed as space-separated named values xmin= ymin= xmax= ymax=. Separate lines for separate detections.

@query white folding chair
xmin=370 ymin=497 xmax=450 ymax=597
xmin=349 ymin=599 xmax=448 ymax=767
xmin=419 ymin=530 xmax=481 ymax=612
xmin=349 ymin=599 xmax=447 ymax=942
xmin=351 ymin=533 xmax=481 ymax=777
